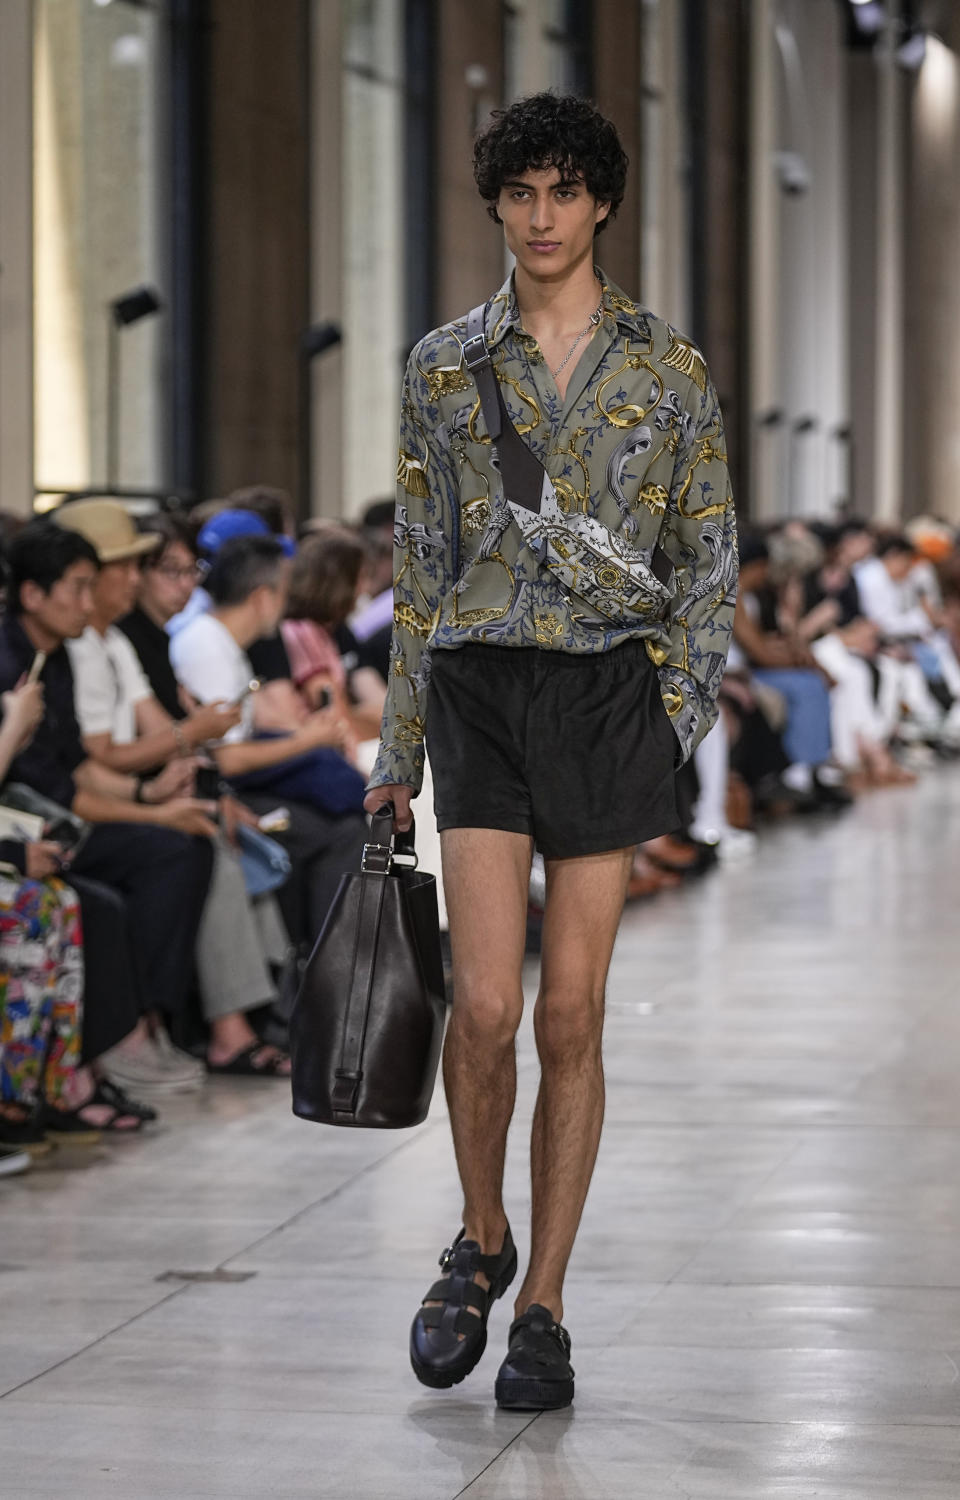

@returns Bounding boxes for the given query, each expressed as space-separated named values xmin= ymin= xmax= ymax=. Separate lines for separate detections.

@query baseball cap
xmin=197 ymin=508 xmax=295 ymax=557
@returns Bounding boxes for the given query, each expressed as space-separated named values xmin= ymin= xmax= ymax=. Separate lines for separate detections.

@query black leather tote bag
xmin=290 ymin=804 xmax=446 ymax=1128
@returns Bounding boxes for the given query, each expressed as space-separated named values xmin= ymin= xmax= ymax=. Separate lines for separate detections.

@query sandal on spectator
xmin=495 ymin=1303 xmax=575 ymax=1411
xmin=92 ymin=1078 xmax=158 ymax=1123
xmin=206 ymin=1044 xmax=291 ymax=1077
xmin=410 ymin=1225 xmax=517 ymax=1389
xmin=41 ymin=1097 xmax=142 ymax=1141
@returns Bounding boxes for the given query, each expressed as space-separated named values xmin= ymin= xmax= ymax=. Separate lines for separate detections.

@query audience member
xmin=732 ymin=535 xmax=850 ymax=807
xmin=58 ymin=501 xmax=292 ymax=1078
xmin=282 ymin=527 xmax=386 ymax=740
xmin=854 ymin=535 xmax=960 ymax=735
xmin=0 ymin=677 xmax=144 ymax=1154
xmin=350 ymin=498 xmax=396 ymax=681
xmin=0 ymin=520 xmax=216 ymax=1095
xmin=169 ymin=535 xmax=367 ymax=946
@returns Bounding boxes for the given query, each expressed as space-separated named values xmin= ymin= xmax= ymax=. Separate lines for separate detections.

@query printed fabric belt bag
xmin=461 ymin=304 xmax=676 ymax=622
xmin=289 ymin=803 xmax=446 ymax=1128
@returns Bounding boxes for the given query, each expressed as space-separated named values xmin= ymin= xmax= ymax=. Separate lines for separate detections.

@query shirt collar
xmin=483 ymin=265 xmax=651 ymax=349
xmin=2 ymin=613 xmax=39 ymax=667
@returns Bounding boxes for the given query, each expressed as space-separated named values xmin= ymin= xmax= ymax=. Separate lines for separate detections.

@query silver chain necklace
xmin=551 ymin=298 xmax=604 ymax=379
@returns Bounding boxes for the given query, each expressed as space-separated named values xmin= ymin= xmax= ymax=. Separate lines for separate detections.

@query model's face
xmin=94 ymin=559 xmax=141 ymax=624
xmin=140 ymin=541 xmax=199 ymax=622
xmin=22 ymin=560 xmax=97 ymax=641
xmin=496 ymin=166 xmax=609 ymax=280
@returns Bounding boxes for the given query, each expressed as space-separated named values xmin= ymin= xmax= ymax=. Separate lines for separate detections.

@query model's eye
xmin=509 ymin=189 xmax=530 ymax=201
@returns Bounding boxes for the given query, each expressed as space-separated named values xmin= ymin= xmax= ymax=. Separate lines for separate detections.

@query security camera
xmin=774 ymin=150 xmax=811 ymax=196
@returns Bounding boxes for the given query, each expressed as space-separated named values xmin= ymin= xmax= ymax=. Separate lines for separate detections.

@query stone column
xmin=203 ymin=0 xmax=309 ymax=501
xmin=309 ymin=0 xmax=343 ymax=519
xmin=873 ymin=10 xmax=906 ymax=524
xmin=903 ymin=14 xmax=960 ymax=522
xmin=434 ymin=0 xmax=505 ymax=325
xmin=592 ymin=0 xmax=642 ymax=293
xmin=0 ymin=0 xmax=34 ymax=515
xmin=639 ymin=0 xmax=691 ymax=330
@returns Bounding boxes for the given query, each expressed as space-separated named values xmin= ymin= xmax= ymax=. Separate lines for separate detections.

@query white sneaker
xmin=691 ymin=823 xmax=759 ymax=862
xmin=0 ymin=1144 xmax=32 ymax=1178
xmin=717 ymin=827 xmax=759 ymax=863
xmin=152 ymin=1026 xmax=206 ymax=1084
xmin=104 ymin=1034 xmax=204 ymax=1092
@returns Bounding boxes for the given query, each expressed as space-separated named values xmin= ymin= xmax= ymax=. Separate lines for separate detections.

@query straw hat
xmin=55 ymin=499 xmax=161 ymax=564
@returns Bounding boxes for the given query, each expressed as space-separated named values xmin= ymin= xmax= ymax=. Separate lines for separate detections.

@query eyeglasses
xmin=154 ymin=563 xmax=202 ymax=583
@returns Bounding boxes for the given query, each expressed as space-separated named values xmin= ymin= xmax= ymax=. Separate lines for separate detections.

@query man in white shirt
xmin=60 ymin=501 xmax=296 ymax=1082
xmin=854 ymin=535 xmax=960 ymax=715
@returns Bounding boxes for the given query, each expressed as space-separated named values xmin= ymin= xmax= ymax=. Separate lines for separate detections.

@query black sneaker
xmin=495 ymin=1303 xmax=575 ymax=1410
xmin=0 ymin=1110 xmax=54 ymax=1157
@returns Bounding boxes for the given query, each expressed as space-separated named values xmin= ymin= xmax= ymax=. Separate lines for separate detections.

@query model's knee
xmin=534 ymin=985 xmax=604 ymax=1064
xmin=451 ymin=982 xmax=523 ymax=1049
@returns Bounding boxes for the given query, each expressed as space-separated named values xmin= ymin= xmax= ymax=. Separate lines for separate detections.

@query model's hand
xmin=141 ymin=757 xmax=199 ymax=804
xmin=363 ymin=783 xmax=414 ymax=832
xmin=24 ymin=840 xmax=64 ymax=879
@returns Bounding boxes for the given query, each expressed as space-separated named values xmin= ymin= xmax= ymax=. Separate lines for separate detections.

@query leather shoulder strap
xmin=460 ymin=305 xmax=544 ymax=515
xmin=462 ymin=305 xmax=502 ymax=443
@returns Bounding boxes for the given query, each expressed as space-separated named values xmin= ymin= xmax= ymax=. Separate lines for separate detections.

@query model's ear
xmin=595 ymin=200 xmax=611 ymax=226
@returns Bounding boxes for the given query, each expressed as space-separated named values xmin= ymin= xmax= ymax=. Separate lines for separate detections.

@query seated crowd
xmin=630 ymin=512 xmax=960 ymax=896
xmin=0 ymin=489 xmax=392 ymax=1175
xmin=2 ymin=495 xmax=958 ymax=1177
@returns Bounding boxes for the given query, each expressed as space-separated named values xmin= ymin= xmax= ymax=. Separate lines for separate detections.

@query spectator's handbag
xmin=235 ymin=823 xmax=291 ymax=898
xmin=289 ymin=803 xmax=445 ymax=1128
xmin=0 ymin=783 xmax=91 ymax=858
xmin=462 ymin=305 xmax=676 ymax=624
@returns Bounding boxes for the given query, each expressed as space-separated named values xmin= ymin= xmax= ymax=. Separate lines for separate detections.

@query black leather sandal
xmin=494 ymin=1303 xmax=575 ymax=1410
xmin=410 ymin=1225 xmax=517 ymax=1389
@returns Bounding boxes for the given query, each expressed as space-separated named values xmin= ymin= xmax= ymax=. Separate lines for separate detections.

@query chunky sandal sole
xmin=42 ymin=1126 xmax=103 ymax=1145
xmin=495 ymin=1374 xmax=575 ymax=1410
xmin=410 ymin=1243 xmax=518 ymax=1389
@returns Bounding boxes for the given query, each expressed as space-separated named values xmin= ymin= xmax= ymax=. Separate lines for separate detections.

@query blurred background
xmin=0 ymin=0 xmax=957 ymax=527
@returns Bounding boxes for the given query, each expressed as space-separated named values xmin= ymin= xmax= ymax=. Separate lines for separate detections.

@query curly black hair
xmin=473 ymin=92 xmax=628 ymax=235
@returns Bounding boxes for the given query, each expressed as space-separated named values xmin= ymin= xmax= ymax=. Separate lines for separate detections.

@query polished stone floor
xmin=2 ymin=769 xmax=960 ymax=1498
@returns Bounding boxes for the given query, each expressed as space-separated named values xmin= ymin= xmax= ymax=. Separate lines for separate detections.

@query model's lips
xmin=528 ymin=240 xmax=560 ymax=252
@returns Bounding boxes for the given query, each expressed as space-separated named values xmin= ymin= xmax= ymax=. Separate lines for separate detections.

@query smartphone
xmin=315 ymin=686 xmax=332 ymax=710
xmin=258 ymin=806 xmax=290 ymax=834
xmin=27 ymin=651 xmax=47 ymax=685
xmin=194 ymin=763 xmax=222 ymax=802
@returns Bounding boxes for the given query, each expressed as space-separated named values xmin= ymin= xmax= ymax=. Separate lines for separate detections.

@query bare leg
xmin=514 ymin=845 xmax=634 ymax=1322
xmin=440 ymin=827 xmax=533 ymax=1255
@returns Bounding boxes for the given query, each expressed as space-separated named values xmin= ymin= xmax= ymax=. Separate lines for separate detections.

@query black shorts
xmin=427 ymin=640 xmax=679 ymax=859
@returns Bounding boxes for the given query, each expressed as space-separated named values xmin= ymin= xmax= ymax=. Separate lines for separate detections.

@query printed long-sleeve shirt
xmin=368 ymin=268 xmax=738 ymax=794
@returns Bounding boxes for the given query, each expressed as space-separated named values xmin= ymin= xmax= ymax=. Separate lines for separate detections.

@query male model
xmin=365 ymin=92 xmax=737 ymax=1410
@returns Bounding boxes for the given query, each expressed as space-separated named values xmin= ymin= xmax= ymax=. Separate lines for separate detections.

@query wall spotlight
xmin=106 ymin=285 xmax=162 ymax=487
xmin=111 ymin=284 xmax=162 ymax=326
xmin=844 ymin=0 xmax=886 ymax=45
xmin=896 ymin=28 xmax=928 ymax=71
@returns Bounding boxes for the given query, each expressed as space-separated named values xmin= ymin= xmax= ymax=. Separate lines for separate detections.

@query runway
xmin=2 ymin=768 xmax=960 ymax=1498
